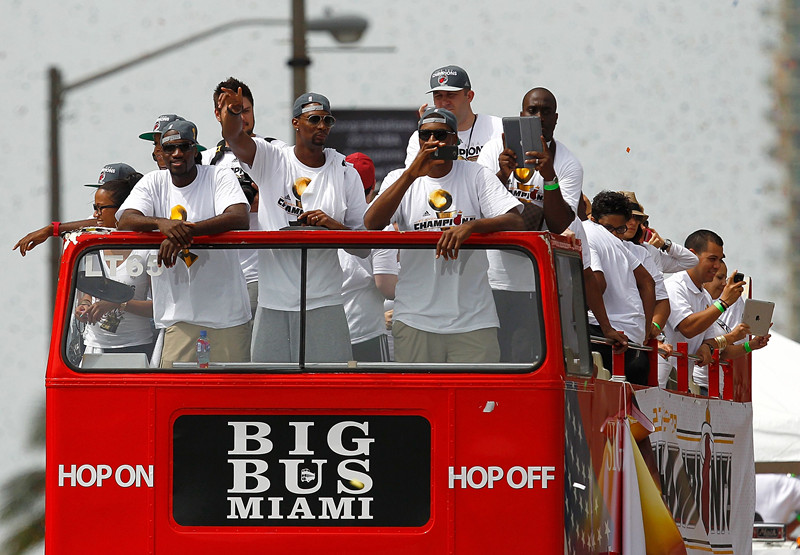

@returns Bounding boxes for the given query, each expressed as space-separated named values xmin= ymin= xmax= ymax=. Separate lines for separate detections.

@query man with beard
xmin=219 ymin=88 xmax=367 ymax=363
xmin=117 ymin=120 xmax=251 ymax=368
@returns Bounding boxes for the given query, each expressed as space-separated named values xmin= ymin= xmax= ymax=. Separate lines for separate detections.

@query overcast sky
xmin=0 ymin=0 xmax=785 ymax=547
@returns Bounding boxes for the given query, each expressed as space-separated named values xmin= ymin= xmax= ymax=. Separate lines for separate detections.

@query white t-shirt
xmin=486 ymin=214 xmax=590 ymax=293
xmin=82 ymin=249 xmax=154 ymax=349
xmin=643 ymin=242 xmax=698 ymax=275
xmin=339 ymin=246 xmax=399 ymax=343
xmin=404 ymin=113 xmax=502 ymax=166
xmin=755 ymin=474 xmax=800 ymax=523
xmin=570 ymin=217 xmax=592 ymax=270
xmin=479 ymin=137 xmax=584 ymax=291
xmin=242 ymin=139 xmax=368 ymax=311
xmin=476 ymin=137 xmax=584 ymax=222
xmin=117 ymin=166 xmax=251 ymax=329
xmin=379 ymin=161 xmax=522 ymax=333
xmin=659 ymin=271 xmax=719 ymax=388
xmin=624 ymin=242 xmax=668 ymax=301
xmin=582 ymin=220 xmax=646 ymax=344
xmin=202 ymin=137 xmax=290 ymax=284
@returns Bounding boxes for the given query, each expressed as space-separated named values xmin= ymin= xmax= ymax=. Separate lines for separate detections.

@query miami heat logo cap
xmin=84 ymin=163 xmax=138 ymax=188
xmin=292 ymin=92 xmax=332 ymax=118
xmin=427 ymin=65 xmax=471 ymax=93
xmin=139 ymin=114 xmax=185 ymax=141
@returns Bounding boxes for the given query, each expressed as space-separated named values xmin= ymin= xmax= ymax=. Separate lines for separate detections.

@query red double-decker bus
xmin=44 ymin=229 xmax=756 ymax=553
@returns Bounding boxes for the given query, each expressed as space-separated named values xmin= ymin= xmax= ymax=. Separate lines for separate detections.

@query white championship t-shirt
xmin=477 ymin=137 xmax=584 ymax=221
xmin=583 ymin=220 xmax=646 ymax=344
xmin=117 ymin=165 xmax=251 ymax=329
xmin=379 ymin=161 xmax=522 ymax=333
xmin=478 ymin=137 xmax=584 ymax=292
xmin=404 ymin=113 xmax=502 ymax=166
xmin=242 ymin=138 xmax=368 ymax=311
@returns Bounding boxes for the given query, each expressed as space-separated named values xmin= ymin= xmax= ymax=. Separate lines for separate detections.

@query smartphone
xmin=733 ymin=272 xmax=745 ymax=283
xmin=643 ymin=228 xmax=653 ymax=242
xmin=432 ymin=145 xmax=458 ymax=160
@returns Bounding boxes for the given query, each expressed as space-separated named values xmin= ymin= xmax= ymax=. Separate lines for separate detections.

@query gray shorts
xmin=251 ymin=305 xmax=352 ymax=363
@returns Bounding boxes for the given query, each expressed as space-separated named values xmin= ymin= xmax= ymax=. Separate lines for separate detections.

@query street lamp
xmin=46 ymin=5 xmax=369 ymax=309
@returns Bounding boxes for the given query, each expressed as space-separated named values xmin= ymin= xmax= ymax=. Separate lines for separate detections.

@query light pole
xmin=46 ymin=7 xmax=368 ymax=309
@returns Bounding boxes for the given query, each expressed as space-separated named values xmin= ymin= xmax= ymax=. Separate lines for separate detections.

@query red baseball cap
xmin=346 ymin=152 xmax=376 ymax=191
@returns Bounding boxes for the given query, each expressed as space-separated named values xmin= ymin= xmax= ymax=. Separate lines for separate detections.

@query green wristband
xmin=744 ymin=341 xmax=752 ymax=353
xmin=713 ymin=300 xmax=726 ymax=313
xmin=652 ymin=321 xmax=662 ymax=331
xmin=543 ymin=180 xmax=560 ymax=191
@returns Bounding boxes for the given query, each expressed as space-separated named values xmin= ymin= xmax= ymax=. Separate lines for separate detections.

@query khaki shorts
xmin=160 ymin=321 xmax=251 ymax=368
xmin=393 ymin=320 xmax=500 ymax=363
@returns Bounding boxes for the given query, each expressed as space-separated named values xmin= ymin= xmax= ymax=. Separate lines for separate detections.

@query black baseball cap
xmin=427 ymin=65 xmax=471 ymax=93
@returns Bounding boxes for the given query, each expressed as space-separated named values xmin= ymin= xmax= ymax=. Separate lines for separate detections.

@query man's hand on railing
xmin=600 ymin=326 xmax=628 ymax=353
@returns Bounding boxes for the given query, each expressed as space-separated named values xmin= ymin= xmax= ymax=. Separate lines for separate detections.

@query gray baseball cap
xmin=84 ymin=163 xmax=139 ymax=188
xmin=292 ymin=92 xmax=331 ymax=118
xmin=139 ymin=114 xmax=185 ymax=141
xmin=418 ymin=107 xmax=458 ymax=133
xmin=427 ymin=65 xmax=471 ymax=93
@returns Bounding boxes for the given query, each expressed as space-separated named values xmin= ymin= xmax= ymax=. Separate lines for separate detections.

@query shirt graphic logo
xmin=413 ymin=188 xmax=475 ymax=230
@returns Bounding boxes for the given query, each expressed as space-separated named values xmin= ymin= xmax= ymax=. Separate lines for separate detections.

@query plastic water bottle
xmin=196 ymin=330 xmax=210 ymax=368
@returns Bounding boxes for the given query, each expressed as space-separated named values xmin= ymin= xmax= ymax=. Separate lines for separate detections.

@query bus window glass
xmin=249 ymin=247 xmax=305 ymax=365
xmin=65 ymin=243 xmax=542 ymax=373
xmin=382 ymin=247 xmax=543 ymax=367
xmin=338 ymin=246 xmax=397 ymax=364
xmin=70 ymin=248 xmax=160 ymax=369
xmin=554 ymin=251 xmax=592 ymax=376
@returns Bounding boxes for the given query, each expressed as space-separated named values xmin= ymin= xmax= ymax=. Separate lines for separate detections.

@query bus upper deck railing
xmin=589 ymin=335 xmax=736 ymax=400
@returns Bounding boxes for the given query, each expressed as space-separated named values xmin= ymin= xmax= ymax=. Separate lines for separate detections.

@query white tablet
xmin=741 ymin=299 xmax=774 ymax=337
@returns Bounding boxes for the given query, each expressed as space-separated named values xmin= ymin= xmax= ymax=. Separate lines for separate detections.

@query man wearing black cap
xmin=218 ymin=87 xmax=368 ymax=363
xmin=139 ymin=113 xmax=206 ymax=170
xmin=404 ymin=65 xmax=502 ymax=166
xmin=13 ymin=163 xmax=143 ymax=256
xmin=365 ymin=108 xmax=524 ymax=364
xmin=117 ymin=120 xmax=252 ymax=368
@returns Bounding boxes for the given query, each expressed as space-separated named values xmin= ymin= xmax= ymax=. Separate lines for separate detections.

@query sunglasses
xmin=303 ymin=114 xmax=336 ymax=127
xmin=418 ymin=129 xmax=455 ymax=141
xmin=161 ymin=142 xmax=196 ymax=154
xmin=602 ymin=223 xmax=628 ymax=235
xmin=93 ymin=203 xmax=120 ymax=213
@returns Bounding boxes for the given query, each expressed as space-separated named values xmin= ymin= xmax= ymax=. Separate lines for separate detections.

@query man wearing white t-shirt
xmin=658 ymin=230 xmax=748 ymax=390
xmin=117 ymin=120 xmax=251 ymax=368
xmin=404 ymin=65 xmax=502 ymax=165
xmin=365 ymin=107 xmax=524 ymax=363
xmin=477 ymin=87 xmax=591 ymax=361
xmin=583 ymin=191 xmax=655 ymax=384
xmin=219 ymin=88 xmax=368 ymax=363
xmin=477 ymin=87 xmax=580 ymax=233
xmin=202 ymin=77 xmax=290 ymax=317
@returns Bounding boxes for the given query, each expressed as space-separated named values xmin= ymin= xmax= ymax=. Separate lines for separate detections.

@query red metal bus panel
xmin=46 ymin=386 xmax=155 ymax=553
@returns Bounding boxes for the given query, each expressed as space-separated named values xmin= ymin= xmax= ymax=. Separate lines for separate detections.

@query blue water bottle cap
xmin=200 ymin=330 xmax=207 ymax=338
